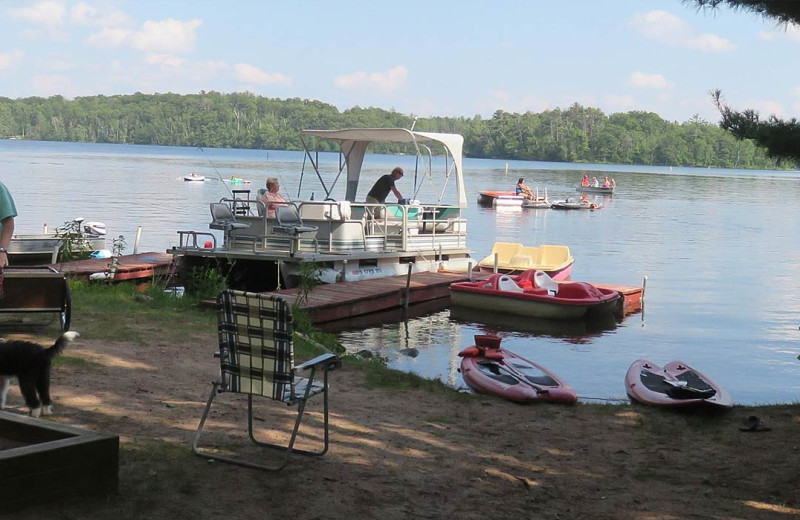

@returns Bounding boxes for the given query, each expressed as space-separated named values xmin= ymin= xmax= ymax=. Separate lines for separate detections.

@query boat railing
xmin=184 ymin=197 xmax=467 ymax=256
xmin=176 ymin=230 xmax=218 ymax=250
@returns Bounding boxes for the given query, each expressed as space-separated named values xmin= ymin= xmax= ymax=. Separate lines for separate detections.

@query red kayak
xmin=458 ymin=335 xmax=577 ymax=404
xmin=625 ymin=359 xmax=733 ymax=408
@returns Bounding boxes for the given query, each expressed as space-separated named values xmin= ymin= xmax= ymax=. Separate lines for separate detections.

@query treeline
xmin=0 ymin=91 xmax=788 ymax=169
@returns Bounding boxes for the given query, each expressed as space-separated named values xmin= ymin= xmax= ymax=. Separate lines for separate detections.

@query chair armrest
xmin=295 ymin=353 xmax=339 ymax=371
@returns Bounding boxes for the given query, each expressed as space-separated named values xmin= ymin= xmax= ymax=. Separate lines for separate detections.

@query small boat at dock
xmin=450 ymin=270 xmax=622 ymax=321
xmin=458 ymin=335 xmax=577 ymax=404
xmin=477 ymin=241 xmax=573 ymax=279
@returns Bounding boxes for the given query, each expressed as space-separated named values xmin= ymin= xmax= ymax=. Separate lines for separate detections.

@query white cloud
xmin=86 ymin=18 xmax=202 ymax=54
xmin=0 ymin=50 xmax=24 ymax=70
xmin=603 ymin=94 xmax=637 ymax=112
xmin=630 ymin=10 xmax=735 ymax=52
xmin=8 ymin=1 xmax=67 ymax=26
xmin=334 ymin=65 xmax=408 ymax=93
xmin=759 ymin=23 xmax=800 ymax=45
xmin=31 ymin=74 xmax=82 ymax=98
xmin=70 ymin=2 xmax=130 ymax=27
xmin=627 ymin=72 xmax=673 ymax=89
xmin=234 ymin=63 xmax=292 ymax=86
xmin=145 ymin=54 xmax=184 ymax=68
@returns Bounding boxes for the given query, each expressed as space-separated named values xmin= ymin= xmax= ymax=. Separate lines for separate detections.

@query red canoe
xmin=625 ymin=359 xmax=733 ymax=408
xmin=458 ymin=335 xmax=577 ymax=404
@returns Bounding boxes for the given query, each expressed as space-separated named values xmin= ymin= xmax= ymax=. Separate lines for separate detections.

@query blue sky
xmin=0 ymin=0 xmax=798 ymax=124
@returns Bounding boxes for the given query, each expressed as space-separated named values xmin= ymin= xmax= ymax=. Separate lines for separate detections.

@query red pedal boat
xmin=625 ymin=359 xmax=733 ymax=408
xmin=458 ymin=335 xmax=577 ymax=404
xmin=450 ymin=270 xmax=622 ymax=321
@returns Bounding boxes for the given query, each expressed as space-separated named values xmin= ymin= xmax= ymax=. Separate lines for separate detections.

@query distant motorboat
xmin=10 ymin=218 xmax=107 ymax=265
xmin=184 ymin=173 xmax=205 ymax=182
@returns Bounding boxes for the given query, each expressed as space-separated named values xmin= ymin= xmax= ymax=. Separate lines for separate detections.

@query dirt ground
xmin=3 ymin=325 xmax=800 ymax=520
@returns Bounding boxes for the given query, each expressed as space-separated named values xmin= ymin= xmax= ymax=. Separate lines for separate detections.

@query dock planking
xmin=270 ymin=271 xmax=473 ymax=323
xmin=48 ymin=252 xmax=174 ymax=282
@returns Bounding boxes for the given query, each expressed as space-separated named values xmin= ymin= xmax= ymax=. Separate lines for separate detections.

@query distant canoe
xmin=576 ymin=185 xmax=613 ymax=195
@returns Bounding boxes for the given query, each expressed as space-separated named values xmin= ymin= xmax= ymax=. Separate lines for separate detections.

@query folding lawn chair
xmin=192 ymin=289 xmax=338 ymax=470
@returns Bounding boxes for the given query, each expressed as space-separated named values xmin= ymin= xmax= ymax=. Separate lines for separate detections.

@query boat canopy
xmin=300 ymin=128 xmax=467 ymax=208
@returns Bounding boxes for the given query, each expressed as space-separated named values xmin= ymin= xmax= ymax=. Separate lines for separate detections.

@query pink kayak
xmin=458 ymin=335 xmax=577 ymax=404
xmin=625 ymin=359 xmax=733 ymax=408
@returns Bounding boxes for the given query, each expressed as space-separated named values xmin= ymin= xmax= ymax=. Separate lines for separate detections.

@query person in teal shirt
xmin=0 ymin=181 xmax=18 ymax=268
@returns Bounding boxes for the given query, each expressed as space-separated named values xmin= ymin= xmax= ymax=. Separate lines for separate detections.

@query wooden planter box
xmin=0 ymin=411 xmax=119 ymax=511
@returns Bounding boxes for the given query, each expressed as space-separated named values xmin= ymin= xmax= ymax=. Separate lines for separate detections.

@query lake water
xmin=2 ymin=139 xmax=799 ymax=405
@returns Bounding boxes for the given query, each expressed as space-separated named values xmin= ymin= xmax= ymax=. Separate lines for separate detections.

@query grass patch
xmin=70 ymin=281 xmax=216 ymax=343
xmin=53 ymin=355 xmax=101 ymax=370
xmin=353 ymin=357 xmax=458 ymax=393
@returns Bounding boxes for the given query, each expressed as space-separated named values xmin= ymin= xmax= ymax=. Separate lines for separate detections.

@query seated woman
xmin=515 ymin=178 xmax=535 ymax=200
xmin=259 ymin=177 xmax=287 ymax=218
xmin=602 ymin=176 xmax=611 ymax=188
xmin=580 ymin=174 xmax=590 ymax=187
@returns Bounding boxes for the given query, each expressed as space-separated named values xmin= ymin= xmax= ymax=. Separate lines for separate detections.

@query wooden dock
xmin=269 ymin=271 xmax=472 ymax=323
xmin=268 ymin=272 xmax=645 ymax=325
xmin=48 ymin=252 xmax=174 ymax=282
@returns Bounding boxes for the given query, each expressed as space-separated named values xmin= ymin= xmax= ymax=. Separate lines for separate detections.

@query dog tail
xmin=46 ymin=331 xmax=80 ymax=358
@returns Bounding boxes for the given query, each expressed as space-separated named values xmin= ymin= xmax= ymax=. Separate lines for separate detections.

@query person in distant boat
xmin=580 ymin=174 xmax=590 ymax=187
xmin=366 ymin=167 xmax=404 ymax=205
xmin=515 ymin=178 xmax=535 ymax=200
xmin=0 ymin=181 xmax=17 ymax=269
xmin=611 ymin=178 xmax=616 ymax=188
xmin=259 ymin=177 xmax=287 ymax=218
xmin=592 ymin=177 xmax=599 ymax=187
xmin=602 ymin=176 xmax=611 ymax=188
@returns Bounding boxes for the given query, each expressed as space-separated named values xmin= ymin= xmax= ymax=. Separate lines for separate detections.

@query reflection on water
xmin=449 ymin=305 xmax=620 ymax=339
xmin=2 ymin=140 xmax=800 ymax=404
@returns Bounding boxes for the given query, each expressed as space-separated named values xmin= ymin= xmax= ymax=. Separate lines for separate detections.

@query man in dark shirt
xmin=366 ymin=167 xmax=404 ymax=204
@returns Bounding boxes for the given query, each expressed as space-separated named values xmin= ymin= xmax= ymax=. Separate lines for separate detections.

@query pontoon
xmin=169 ymin=128 xmax=474 ymax=291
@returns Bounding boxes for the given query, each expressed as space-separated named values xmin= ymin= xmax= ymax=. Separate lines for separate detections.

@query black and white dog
xmin=0 ymin=331 xmax=79 ymax=417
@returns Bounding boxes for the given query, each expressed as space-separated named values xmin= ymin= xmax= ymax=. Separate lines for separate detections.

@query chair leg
xmin=192 ymin=381 xmax=290 ymax=471
xmin=247 ymin=366 xmax=330 ymax=458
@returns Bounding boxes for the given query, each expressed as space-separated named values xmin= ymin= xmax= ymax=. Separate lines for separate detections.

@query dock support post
xmin=468 ymin=261 xmax=473 ymax=282
xmin=133 ymin=226 xmax=143 ymax=254
xmin=403 ymin=263 xmax=412 ymax=308
xmin=493 ymin=253 xmax=499 ymax=273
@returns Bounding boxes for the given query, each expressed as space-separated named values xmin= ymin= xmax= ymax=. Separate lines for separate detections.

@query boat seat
xmin=496 ymin=275 xmax=524 ymax=293
xmin=479 ymin=242 xmax=523 ymax=270
xmin=534 ymin=270 xmax=559 ymax=295
xmin=273 ymin=203 xmax=319 ymax=255
xmin=209 ymin=202 xmax=251 ymax=248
